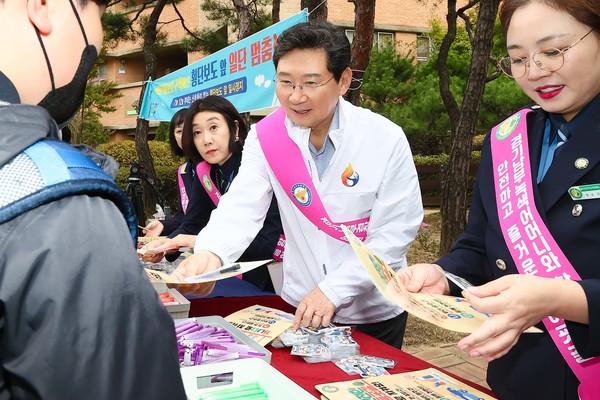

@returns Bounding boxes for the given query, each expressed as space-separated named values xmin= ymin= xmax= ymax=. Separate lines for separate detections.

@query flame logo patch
xmin=341 ymin=163 xmax=360 ymax=187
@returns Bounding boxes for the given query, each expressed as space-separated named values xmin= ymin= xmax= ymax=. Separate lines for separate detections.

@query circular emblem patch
xmin=202 ymin=175 xmax=213 ymax=192
xmin=319 ymin=385 xmax=339 ymax=393
xmin=496 ymin=114 xmax=521 ymax=140
xmin=291 ymin=183 xmax=311 ymax=206
xmin=569 ymin=188 xmax=582 ymax=199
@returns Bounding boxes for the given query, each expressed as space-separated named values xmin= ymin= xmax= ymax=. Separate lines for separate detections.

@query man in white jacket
xmin=174 ymin=20 xmax=423 ymax=348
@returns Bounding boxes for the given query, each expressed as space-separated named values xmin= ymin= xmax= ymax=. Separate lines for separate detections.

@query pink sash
xmin=491 ymin=109 xmax=600 ymax=398
xmin=256 ymin=108 xmax=369 ymax=243
xmin=196 ymin=161 xmax=285 ymax=262
xmin=177 ymin=162 xmax=190 ymax=214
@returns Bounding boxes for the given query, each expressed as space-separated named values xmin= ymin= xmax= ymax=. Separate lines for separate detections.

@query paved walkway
xmin=403 ymin=343 xmax=490 ymax=390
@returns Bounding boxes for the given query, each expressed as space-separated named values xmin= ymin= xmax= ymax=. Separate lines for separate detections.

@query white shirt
xmin=195 ymin=97 xmax=423 ymax=324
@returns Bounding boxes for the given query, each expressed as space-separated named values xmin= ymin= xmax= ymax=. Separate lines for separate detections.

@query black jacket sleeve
xmin=0 ymin=195 xmax=186 ymax=400
xmin=168 ymin=177 xmax=214 ymax=238
xmin=162 ymin=162 xmax=196 ymax=236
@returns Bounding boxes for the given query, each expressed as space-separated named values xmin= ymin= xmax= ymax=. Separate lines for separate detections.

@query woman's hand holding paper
xmin=398 ymin=263 xmax=450 ymax=295
xmin=458 ymin=275 xmax=588 ymax=361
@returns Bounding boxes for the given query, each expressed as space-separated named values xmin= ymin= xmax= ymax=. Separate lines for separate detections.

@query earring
xmin=235 ymin=134 xmax=239 ymax=142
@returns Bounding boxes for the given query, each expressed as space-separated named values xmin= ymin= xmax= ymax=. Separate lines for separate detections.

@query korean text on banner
xmin=139 ymin=9 xmax=308 ymax=121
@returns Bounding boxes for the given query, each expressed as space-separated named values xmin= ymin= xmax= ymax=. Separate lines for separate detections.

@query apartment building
xmin=101 ymin=0 xmax=449 ymax=140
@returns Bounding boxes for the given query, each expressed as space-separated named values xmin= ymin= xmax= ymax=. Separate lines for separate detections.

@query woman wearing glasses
xmin=400 ymin=1 xmax=600 ymax=398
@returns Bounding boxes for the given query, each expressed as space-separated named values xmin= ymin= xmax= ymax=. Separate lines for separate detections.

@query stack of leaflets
xmin=224 ymin=305 xmax=295 ymax=346
xmin=316 ymin=368 xmax=495 ymax=400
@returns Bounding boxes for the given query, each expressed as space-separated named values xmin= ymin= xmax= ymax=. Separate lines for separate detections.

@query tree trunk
xmin=134 ymin=0 xmax=168 ymax=219
xmin=232 ymin=0 xmax=250 ymax=41
xmin=438 ymin=0 xmax=500 ymax=255
xmin=301 ymin=0 xmax=327 ymax=20
xmin=345 ymin=0 xmax=375 ymax=105
xmin=272 ymin=0 xmax=280 ymax=23
xmin=232 ymin=0 xmax=253 ymax=130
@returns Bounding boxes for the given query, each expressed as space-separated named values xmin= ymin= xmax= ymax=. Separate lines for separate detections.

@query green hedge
xmin=99 ymin=141 xmax=183 ymax=211
xmin=413 ymin=151 xmax=481 ymax=166
xmin=414 ymin=152 xmax=481 ymax=206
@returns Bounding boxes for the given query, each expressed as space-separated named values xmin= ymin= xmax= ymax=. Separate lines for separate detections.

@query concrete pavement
xmin=403 ymin=343 xmax=490 ymax=390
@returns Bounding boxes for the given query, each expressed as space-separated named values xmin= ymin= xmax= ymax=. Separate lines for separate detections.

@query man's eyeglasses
xmin=498 ymin=28 xmax=595 ymax=79
xmin=273 ymin=75 xmax=335 ymax=94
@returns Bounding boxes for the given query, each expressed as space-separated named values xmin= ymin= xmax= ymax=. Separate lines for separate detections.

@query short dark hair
xmin=83 ymin=0 xmax=110 ymax=7
xmin=181 ymin=96 xmax=248 ymax=164
xmin=273 ymin=20 xmax=351 ymax=81
xmin=499 ymin=0 xmax=600 ymax=39
xmin=168 ymin=108 xmax=187 ymax=158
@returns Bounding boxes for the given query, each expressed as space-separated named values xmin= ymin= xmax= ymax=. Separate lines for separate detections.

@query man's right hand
xmin=169 ymin=251 xmax=222 ymax=296
xmin=397 ymin=263 xmax=450 ymax=295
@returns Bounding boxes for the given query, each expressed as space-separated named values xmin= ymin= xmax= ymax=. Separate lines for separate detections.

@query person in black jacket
xmin=142 ymin=96 xmax=282 ymax=292
xmin=0 ymin=0 xmax=186 ymax=398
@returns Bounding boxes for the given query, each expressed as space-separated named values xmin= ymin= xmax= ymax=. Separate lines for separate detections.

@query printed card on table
xmin=225 ymin=305 xmax=294 ymax=346
xmin=144 ymin=260 xmax=271 ymax=284
xmin=316 ymin=367 xmax=496 ymax=400
xmin=341 ymin=225 xmax=540 ymax=334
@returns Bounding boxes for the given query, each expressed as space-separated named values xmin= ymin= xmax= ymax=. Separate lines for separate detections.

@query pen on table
xmin=184 ymin=263 xmax=241 ymax=282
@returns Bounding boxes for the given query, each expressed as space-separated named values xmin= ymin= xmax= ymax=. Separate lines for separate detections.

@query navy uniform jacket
xmin=437 ymin=104 xmax=600 ymax=399
xmin=162 ymin=160 xmax=197 ymax=236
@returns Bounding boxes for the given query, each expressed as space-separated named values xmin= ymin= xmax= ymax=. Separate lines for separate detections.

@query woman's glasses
xmin=498 ymin=28 xmax=595 ymax=78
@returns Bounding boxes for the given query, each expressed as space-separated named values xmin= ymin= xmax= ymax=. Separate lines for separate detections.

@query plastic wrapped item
xmin=174 ymin=316 xmax=272 ymax=366
xmin=320 ymin=330 xmax=360 ymax=360
xmin=279 ymin=328 xmax=309 ymax=346
xmin=269 ymin=336 xmax=286 ymax=348
xmin=300 ymin=324 xmax=352 ymax=344
xmin=351 ymin=355 xmax=396 ymax=369
xmin=334 ymin=354 xmax=397 ymax=377
xmin=291 ymin=343 xmax=332 ymax=363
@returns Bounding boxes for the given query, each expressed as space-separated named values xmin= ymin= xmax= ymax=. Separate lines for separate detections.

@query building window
xmin=417 ymin=35 xmax=432 ymax=63
xmin=89 ymin=62 xmax=107 ymax=84
xmin=98 ymin=63 xmax=107 ymax=79
xmin=345 ymin=29 xmax=394 ymax=48
xmin=345 ymin=29 xmax=355 ymax=44
xmin=376 ymin=32 xmax=394 ymax=48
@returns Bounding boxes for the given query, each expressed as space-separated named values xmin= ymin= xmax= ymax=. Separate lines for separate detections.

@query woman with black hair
xmin=143 ymin=96 xmax=282 ymax=292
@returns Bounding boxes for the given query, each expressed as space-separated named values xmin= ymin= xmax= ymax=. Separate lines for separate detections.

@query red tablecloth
xmin=271 ymin=329 xmax=495 ymax=398
xmin=189 ymin=296 xmax=497 ymax=398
